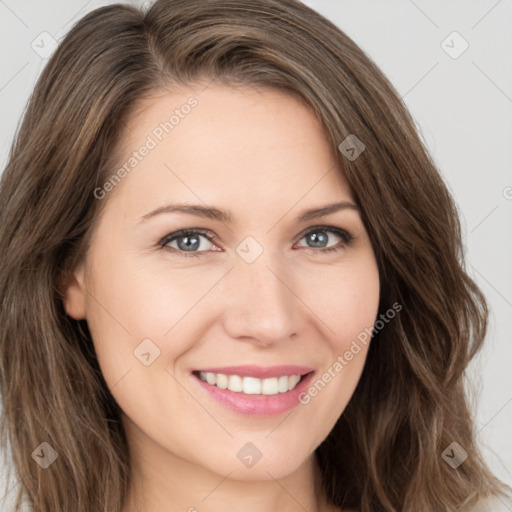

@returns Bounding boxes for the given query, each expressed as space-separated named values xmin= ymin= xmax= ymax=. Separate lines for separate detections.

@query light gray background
xmin=1 ymin=0 xmax=511 ymax=508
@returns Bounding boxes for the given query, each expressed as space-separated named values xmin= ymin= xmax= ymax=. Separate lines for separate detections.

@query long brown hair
xmin=0 ymin=1 xmax=510 ymax=511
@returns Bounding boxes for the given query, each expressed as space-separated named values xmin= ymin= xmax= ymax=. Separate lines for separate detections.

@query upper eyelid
xmin=296 ymin=224 xmax=348 ymax=237
xmin=159 ymin=228 xmax=217 ymax=246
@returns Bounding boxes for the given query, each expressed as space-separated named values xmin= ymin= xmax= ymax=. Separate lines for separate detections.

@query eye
xmin=159 ymin=229 xmax=217 ymax=258
xmin=294 ymin=226 xmax=354 ymax=254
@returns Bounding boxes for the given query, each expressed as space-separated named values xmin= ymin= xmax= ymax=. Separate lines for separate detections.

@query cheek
xmin=294 ymin=253 xmax=379 ymax=420
xmin=303 ymin=254 xmax=380 ymax=347
xmin=110 ymin=254 xmax=229 ymax=332
xmin=82 ymin=248 xmax=228 ymax=383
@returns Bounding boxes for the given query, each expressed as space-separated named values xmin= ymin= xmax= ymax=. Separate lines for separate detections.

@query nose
xmin=221 ymin=254 xmax=301 ymax=347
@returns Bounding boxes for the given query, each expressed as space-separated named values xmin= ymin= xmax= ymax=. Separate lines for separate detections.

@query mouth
xmin=191 ymin=366 xmax=315 ymax=396
xmin=191 ymin=366 xmax=316 ymax=416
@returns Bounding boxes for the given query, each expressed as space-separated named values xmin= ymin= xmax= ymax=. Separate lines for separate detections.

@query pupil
xmin=178 ymin=235 xmax=200 ymax=251
xmin=309 ymin=231 xmax=327 ymax=248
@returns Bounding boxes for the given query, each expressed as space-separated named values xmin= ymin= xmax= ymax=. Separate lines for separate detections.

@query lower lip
xmin=192 ymin=372 xmax=315 ymax=416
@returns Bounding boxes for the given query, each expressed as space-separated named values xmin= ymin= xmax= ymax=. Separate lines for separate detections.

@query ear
xmin=60 ymin=264 xmax=87 ymax=320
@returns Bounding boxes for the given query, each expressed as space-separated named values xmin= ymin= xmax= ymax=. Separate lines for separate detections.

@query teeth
xmin=228 ymin=374 xmax=243 ymax=392
xmin=278 ymin=375 xmax=290 ymax=392
xmin=262 ymin=377 xmax=279 ymax=395
xmin=197 ymin=372 xmax=304 ymax=394
xmin=216 ymin=373 xmax=228 ymax=389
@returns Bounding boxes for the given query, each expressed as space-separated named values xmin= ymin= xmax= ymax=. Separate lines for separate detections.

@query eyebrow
xmin=139 ymin=200 xmax=360 ymax=224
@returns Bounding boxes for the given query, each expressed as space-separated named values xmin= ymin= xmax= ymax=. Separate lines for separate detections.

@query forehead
xmin=102 ymin=84 xmax=353 ymax=215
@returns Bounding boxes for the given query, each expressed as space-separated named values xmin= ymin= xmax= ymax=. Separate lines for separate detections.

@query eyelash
xmin=158 ymin=225 xmax=354 ymax=258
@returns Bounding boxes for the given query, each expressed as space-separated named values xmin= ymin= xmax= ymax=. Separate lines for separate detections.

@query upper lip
xmin=193 ymin=365 xmax=315 ymax=379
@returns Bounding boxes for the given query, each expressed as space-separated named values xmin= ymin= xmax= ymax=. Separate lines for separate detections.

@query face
xmin=63 ymin=83 xmax=380 ymax=482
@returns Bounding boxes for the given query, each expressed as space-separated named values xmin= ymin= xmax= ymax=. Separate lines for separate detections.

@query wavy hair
xmin=0 ymin=1 xmax=510 ymax=511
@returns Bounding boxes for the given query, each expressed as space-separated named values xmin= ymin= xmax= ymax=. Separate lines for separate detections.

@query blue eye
xmin=295 ymin=226 xmax=354 ymax=253
xmin=159 ymin=229 xmax=217 ymax=258
xmin=159 ymin=226 xmax=354 ymax=258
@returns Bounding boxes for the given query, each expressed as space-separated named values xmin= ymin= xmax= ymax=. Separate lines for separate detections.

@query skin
xmin=63 ymin=83 xmax=379 ymax=512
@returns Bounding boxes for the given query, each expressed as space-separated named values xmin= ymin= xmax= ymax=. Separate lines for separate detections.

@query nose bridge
xmin=222 ymin=247 xmax=299 ymax=344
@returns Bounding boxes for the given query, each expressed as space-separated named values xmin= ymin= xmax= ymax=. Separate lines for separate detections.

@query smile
xmin=191 ymin=365 xmax=316 ymax=416
xmin=195 ymin=371 xmax=304 ymax=395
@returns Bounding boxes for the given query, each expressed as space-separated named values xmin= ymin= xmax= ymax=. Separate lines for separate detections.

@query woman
xmin=0 ymin=1 xmax=510 ymax=511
